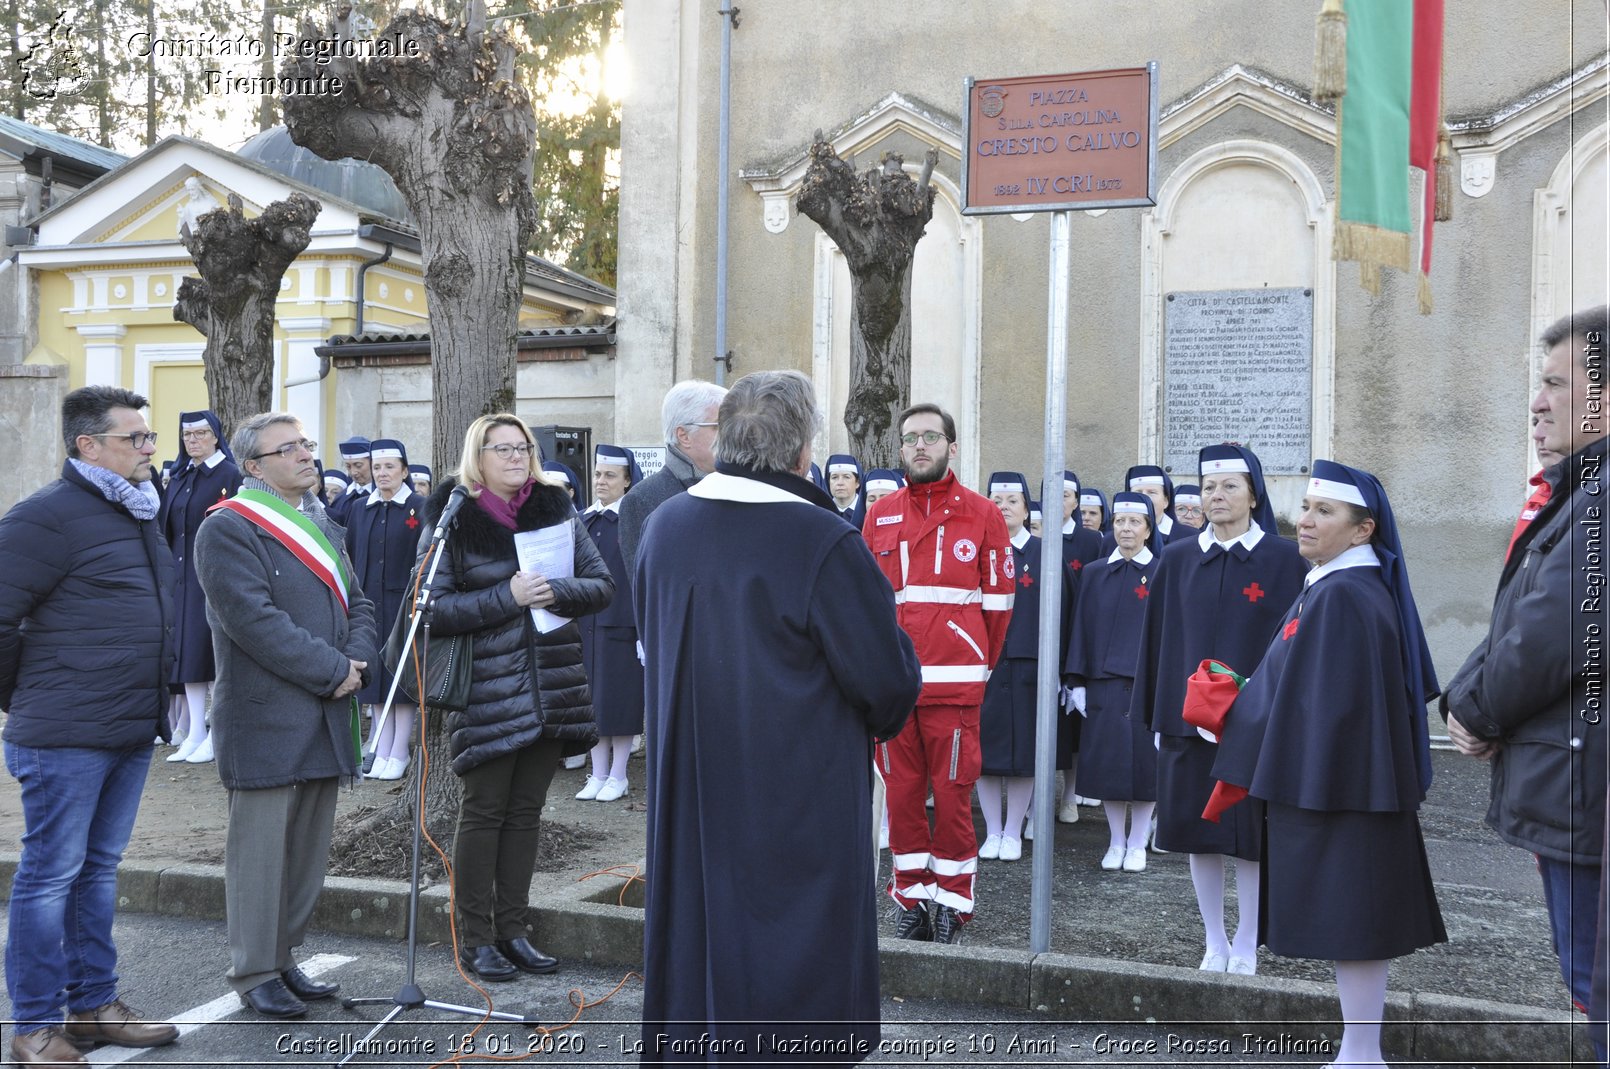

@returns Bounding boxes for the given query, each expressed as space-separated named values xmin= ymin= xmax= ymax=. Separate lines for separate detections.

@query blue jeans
xmin=1537 ymin=854 xmax=1608 ymax=1065
xmin=4 ymin=742 xmax=152 ymax=1033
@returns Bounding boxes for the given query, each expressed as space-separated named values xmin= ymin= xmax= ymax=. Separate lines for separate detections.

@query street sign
xmin=962 ymin=65 xmax=1159 ymax=214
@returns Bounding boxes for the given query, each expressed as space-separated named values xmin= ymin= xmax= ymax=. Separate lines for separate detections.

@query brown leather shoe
xmin=8 ymin=1026 xmax=87 ymax=1065
xmin=63 ymin=998 xmax=178 ymax=1049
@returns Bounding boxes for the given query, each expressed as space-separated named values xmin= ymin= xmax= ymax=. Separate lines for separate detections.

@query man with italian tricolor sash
xmin=194 ymin=412 xmax=378 ymax=1021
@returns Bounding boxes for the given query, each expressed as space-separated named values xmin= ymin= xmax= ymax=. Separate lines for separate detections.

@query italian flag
xmin=1330 ymin=0 xmax=1446 ymax=312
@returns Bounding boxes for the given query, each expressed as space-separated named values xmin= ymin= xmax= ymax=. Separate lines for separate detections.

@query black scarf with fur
xmin=425 ymin=477 xmax=576 ymax=560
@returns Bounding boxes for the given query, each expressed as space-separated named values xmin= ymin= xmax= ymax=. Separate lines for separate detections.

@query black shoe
xmin=281 ymin=965 xmax=340 ymax=1001
xmin=239 ymin=978 xmax=307 ymax=1019
xmin=895 ymin=903 xmax=932 ymax=941
xmin=459 ymin=944 xmax=519 ymax=982
xmin=932 ymin=904 xmax=963 ymax=945
xmin=496 ymin=937 xmax=558 ymax=974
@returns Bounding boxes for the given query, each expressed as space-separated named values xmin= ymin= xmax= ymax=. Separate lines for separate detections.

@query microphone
xmin=431 ymin=484 xmax=472 ymax=541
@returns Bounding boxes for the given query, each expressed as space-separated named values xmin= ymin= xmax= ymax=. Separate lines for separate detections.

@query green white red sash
xmin=209 ymin=488 xmax=353 ymax=613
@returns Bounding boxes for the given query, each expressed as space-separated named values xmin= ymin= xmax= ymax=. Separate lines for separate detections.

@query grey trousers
xmin=224 ymin=778 xmax=338 ymax=994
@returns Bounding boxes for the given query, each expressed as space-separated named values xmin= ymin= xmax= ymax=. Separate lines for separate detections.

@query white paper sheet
xmin=514 ymin=523 xmax=574 ymax=633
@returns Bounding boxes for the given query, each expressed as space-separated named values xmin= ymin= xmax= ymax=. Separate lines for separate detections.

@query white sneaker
xmin=366 ymin=757 xmax=393 ymax=780
xmin=1227 ymin=955 xmax=1256 ymax=975
xmin=1100 ymin=844 xmax=1125 ymax=870
xmin=978 ymin=833 xmax=1002 ymax=860
xmin=165 ymin=734 xmax=191 ymax=762
xmin=595 ymin=776 xmax=629 ymax=802
xmin=1057 ymin=801 xmax=1080 ymax=824
xmin=631 ymin=735 xmax=644 ymax=755
xmin=878 ymin=825 xmax=889 ymax=850
xmin=575 ymin=775 xmax=605 ymax=800
xmin=1022 ymin=818 xmax=1034 ymax=841
xmin=1077 ymin=794 xmax=1102 ymax=807
xmin=376 ymin=756 xmax=409 ymax=781
xmin=1199 ymin=951 xmax=1228 ymax=972
xmin=184 ymin=735 xmax=214 ymax=763
xmin=1122 ymin=847 xmax=1147 ymax=872
xmin=561 ymin=753 xmax=587 ymax=770
xmin=998 ymin=836 xmax=1023 ymax=862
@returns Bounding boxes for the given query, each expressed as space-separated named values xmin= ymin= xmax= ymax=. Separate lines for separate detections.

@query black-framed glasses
xmin=481 ymin=442 xmax=536 ymax=459
xmin=900 ymin=431 xmax=948 ymax=447
xmin=91 ymin=431 xmax=158 ymax=449
xmin=250 ymin=438 xmax=317 ymax=461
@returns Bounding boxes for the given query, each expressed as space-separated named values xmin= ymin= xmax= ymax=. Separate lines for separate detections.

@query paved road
xmin=0 ymin=912 xmax=1505 ymax=1068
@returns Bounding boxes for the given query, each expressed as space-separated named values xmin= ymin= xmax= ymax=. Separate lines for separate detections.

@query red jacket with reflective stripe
xmin=862 ymin=471 xmax=1014 ymax=705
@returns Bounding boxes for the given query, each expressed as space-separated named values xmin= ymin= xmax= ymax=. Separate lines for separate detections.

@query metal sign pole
xmin=1029 ymin=209 xmax=1071 ymax=955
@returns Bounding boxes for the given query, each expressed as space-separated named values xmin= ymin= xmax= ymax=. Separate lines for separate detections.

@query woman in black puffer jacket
xmin=420 ymin=414 xmax=613 ymax=982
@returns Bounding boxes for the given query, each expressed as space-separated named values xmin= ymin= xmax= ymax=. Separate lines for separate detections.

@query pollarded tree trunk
xmin=796 ymin=135 xmax=937 ymax=469
xmin=173 ymin=192 xmax=320 ymax=442
xmin=279 ymin=0 xmax=537 ymax=843
xmin=278 ymin=0 xmax=537 ymax=472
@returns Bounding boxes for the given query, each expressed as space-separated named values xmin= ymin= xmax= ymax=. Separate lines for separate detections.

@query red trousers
xmin=880 ymin=703 xmax=981 ymax=918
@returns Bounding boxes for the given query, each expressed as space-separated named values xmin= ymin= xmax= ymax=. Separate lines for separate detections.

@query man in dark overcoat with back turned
xmin=634 ymin=370 xmax=921 ymax=1065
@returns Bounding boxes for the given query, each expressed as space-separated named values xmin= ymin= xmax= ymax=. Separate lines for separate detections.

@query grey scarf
xmin=70 ymin=458 xmax=159 ymax=520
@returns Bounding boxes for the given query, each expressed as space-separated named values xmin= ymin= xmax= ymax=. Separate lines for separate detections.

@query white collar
xmin=688 ymin=470 xmax=816 ymax=505
xmin=1197 ymin=518 xmax=1265 ymax=554
xmin=1061 ymin=518 xmax=1076 ymax=535
xmin=345 ymin=482 xmax=366 ymax=495
xmin=1157 ymin=513 xmax=1174 ymax=536
xmin=202 ymin=450 xmax=226 ymax=469
xmin=1304 ymin=542 xmax=1380 ymax=587
xmin=585 ymin=497 xmax=622 ymax=516
xmin=1010 ymin=527 xmax=1031 ymax=550
xmin=1107 ymin=545 xmax=1154 ymax=566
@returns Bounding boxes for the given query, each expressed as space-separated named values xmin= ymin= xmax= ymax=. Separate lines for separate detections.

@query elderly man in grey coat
xmin=617 ymin=379 xmax=727 ymax=586
xmin=194 ymin=412 xmax=377 ymax=1020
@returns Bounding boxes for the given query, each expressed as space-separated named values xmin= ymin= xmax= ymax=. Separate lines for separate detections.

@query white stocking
xmin=1003 ymin=777 xmax=1034 ymax=839
xmin=1231 ymin=857 xmax=1261 ymax=961
xmin=588 ymin=738 xmax=610 ymax=780
xmin=607 ymin=736 xmax=633 ymax=781
xmin=1102 ymin=802 xmax=1128 ymax=850
xmin=167 ymin=692 xmax=188 ymax=738
xmin=1061 ymin=769 xmax=1080 ymax=807
xmin=173 ymin=683 xmax=210 ymax=757
xmin=1125 ymin=802 xmax=1156 ymax=851
xmin=976 ymin=776 xmax=1004 ymax=838
xmin=1189 ymin=852 xmax=1230 ymax=956
xmin=386 ymin=704 xmax=416 ymax=762
xmin=1333 ymin=959 xmax=1389 ymax=1069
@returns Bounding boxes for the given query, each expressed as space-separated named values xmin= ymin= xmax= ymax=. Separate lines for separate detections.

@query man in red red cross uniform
xmin=862 ymin=403 xmax=1014 ymax=944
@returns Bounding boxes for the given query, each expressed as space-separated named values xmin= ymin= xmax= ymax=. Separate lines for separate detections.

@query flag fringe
xmin=1418 ymin=271 xmax=1433 ymax=315
xmin=1335 ymin=220 xmax=1411 ymax=272
xmin=1359 ymin=261 xmax=1381 ymax=295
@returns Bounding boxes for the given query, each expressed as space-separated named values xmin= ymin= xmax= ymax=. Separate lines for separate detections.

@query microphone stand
xmin=338 ymin=521 xmax=535 ymax=1065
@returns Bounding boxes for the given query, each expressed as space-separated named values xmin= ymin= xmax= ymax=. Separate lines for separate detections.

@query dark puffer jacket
xmin=422 ymin=478 xmax=613 ymax=774
xmin=0 ymin=460 xmax=175 ymax=748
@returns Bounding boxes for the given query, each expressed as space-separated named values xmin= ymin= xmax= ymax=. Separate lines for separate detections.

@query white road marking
xmin=88 ymin=953 xmax=356 ymax=1065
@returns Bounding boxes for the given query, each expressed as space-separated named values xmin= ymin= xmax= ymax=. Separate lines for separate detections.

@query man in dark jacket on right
xmin=1445 ymin=305 xmax=1607 ymax=1064
xmin=0 ymin=385 xmax=180 ymax=1065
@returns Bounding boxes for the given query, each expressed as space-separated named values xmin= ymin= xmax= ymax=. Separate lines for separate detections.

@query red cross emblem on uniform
xmin=1019 ymin=568 xmax=1034 ymax=588
xmin=1282 ymin=617 xmax=1300 ymax=640
xmin=1068 ymin=558 xmax=1083 ymax=571
xmin=1134 ymin=584 xmax=1148 ymax=600
xmin=405 ymin=511 xmax=419 ymax=530
xmin=1243 ymin=582 xmax=1266 ymax=603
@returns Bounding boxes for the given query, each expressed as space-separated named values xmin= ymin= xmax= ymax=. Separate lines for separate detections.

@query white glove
xmin=1071 ymin=686 xmax=1087 ymax=717
xmin=636 ymin=639 xmax=646 ymax=667
xmin=1196 ymin=725 xmax=1219 ymax=743
xmin=1153 ymin=732 xmax=1161 ymax=751
xmin=1058 ymin=685 xmax=1073 ymax=714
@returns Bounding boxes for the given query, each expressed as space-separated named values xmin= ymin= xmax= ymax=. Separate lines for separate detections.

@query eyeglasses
xmin=250 ymin=438 xmax=317 ymax=461
xmin=685 ymin=422 xmax=718 ymax=429
xmin=481 ymin=442 xmax=536 ymax=460
xmin=90 ymin=432 xmax=158 ymax=449
xmin=900 ymin=431 xmax=949 ymax=447
xmin=180 ymin=428 xmax=214 ymax=441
